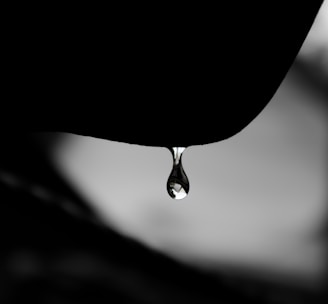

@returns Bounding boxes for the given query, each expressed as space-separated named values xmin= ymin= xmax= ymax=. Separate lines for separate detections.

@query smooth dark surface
xmin=6 ymin=1 xmax=324 ymax=147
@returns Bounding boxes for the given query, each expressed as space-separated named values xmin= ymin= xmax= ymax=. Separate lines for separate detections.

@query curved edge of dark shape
xmin=3 ymin=1 xmax=324 ymax=148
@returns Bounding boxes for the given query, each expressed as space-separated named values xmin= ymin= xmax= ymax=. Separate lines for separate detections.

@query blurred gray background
xmin=48 ymin=1 xmax=328 ymax=288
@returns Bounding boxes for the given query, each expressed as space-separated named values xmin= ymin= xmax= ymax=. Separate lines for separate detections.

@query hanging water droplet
xmin=167 ymin=147 xmax=189 ymax=200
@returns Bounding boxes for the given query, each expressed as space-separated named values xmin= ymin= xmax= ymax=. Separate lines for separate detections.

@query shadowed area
xmin=4 ymin=1 xmax=324 ymax=147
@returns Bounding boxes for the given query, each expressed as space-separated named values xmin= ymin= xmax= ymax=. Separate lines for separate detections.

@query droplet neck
xmin=171 ymin=147 xmax=185 ymax=165
xmin=167 ymin=147 xmax=190 ymax=200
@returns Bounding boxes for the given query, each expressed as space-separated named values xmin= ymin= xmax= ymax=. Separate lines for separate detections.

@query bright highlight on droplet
xmin=167 ymin=147 xmax=189 ymax=200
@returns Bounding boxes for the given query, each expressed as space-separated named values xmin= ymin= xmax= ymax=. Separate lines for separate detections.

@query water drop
xmin=167 ymin=147 xmax=189 ymax=200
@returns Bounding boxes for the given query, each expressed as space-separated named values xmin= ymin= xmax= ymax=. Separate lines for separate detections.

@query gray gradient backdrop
xmin=49 ymin=2 xmax=328 ymax=288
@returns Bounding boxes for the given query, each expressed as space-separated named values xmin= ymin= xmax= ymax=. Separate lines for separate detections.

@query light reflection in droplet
xmin=167 ymin=147 xmax=189 ymax=200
